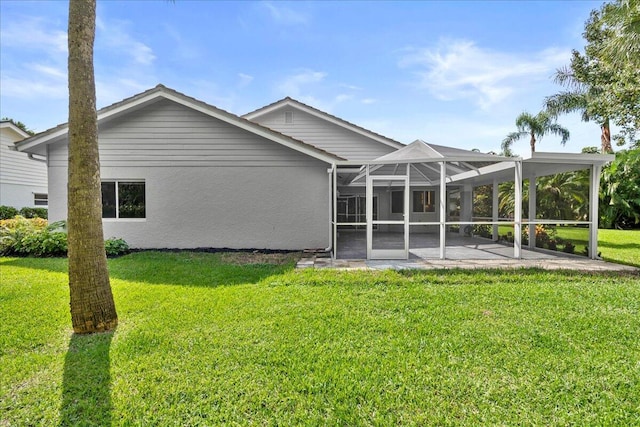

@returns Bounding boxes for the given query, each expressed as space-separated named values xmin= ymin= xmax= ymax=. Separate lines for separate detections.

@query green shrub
xmin=0 ymin=206 xmax=19 ymax=220
xmin=105 ymin=237 xmax=130 ymax=257
xmin=19 ymin=207 xmax=48 ymax=219
xmin=0 ymin=218 xmax=130 ymax=257
xmin=0 ymin=217 xmax=66 ymax=257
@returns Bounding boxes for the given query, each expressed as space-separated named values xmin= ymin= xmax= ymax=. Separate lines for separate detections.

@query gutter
xmin=28 ymin=153 xmax=47 ymax=163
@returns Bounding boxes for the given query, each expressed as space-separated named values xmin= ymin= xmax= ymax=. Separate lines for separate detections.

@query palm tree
xmin=502 ymin=111 xmax=570 ymax=155
xmin=67 ymin=0 xmax=117 ymax=333
xmin=544 ymin=67 xmax=613 ymax=154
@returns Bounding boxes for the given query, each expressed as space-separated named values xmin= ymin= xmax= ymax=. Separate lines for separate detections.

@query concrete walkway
xmin=297 ymin=256 xmax=638 ymax=272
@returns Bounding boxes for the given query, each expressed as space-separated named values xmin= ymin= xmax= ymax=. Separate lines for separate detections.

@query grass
xmin=1 ymin=252 xmax=639 ymax=425
xmin=598 ymin=228 xmax=640 ymax=267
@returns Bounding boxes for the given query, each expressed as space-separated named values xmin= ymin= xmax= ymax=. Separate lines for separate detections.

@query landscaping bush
xmin=0 ymin=217 xmax=129 ymax=257
xmin=0 ymin=206 xmax=19 ymax=220
xmin=105 ymin=237 xmax=130 ymax=257
xmin=19 ymin=207 xmax=48 ymax=219
xmin=0 ymin=206 xmax=48 ymax=220
xmin=0 ymin=217 xmax=66 ymax=256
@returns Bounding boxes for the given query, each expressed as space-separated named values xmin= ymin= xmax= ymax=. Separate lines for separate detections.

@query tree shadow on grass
xmin=59 ymin=331 xmax=114 ymax=427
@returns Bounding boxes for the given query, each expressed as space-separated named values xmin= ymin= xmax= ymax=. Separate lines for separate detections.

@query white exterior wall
xmin=251 ymin=108 xmax=398 ymax=161
xmin=46 ymin=99 xmax=331 ymax=249
xmin=0 ymin=124 xmax=48 ymax=208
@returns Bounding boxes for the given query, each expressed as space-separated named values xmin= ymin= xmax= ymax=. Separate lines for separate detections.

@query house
xmin=15 ymin=85 xmax=613 ymax=260
xmin=0 ymin=120 xmax=48 ymax=208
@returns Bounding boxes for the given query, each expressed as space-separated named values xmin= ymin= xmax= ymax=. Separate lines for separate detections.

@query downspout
xmin=324 ymin=164 xmax=335 ymax=254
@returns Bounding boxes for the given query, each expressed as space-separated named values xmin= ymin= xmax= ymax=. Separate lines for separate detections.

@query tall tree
xmin=545 ymin=0 xmax=639 ymax=150
xmin=67 ymin=0 xmax=117 ymax=333
xmin=544 ymin=74 xmax=613 ymax=154
xmin=502 ymin=111 xmax=570 ymax=154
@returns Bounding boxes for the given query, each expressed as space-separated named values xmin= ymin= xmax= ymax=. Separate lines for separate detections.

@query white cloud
xmin=361 ymin=98 xmax=377 ymax=105
xmin=0 ymin=16 xmax=67 ymax=53
xmin=277 ymin=69 xmax=327 ymax=97
xmin=238 ymin=73 xmax=254 ymax=88
xmin=96 ymin=18 xmax=156 ymax=65
xmin=0 ymin=74 xmax=67 ymax=100
xmin=262 ymin=2 xmax=309 ymax=25
xmin=399 ymin=39 xmax=569 ymax=110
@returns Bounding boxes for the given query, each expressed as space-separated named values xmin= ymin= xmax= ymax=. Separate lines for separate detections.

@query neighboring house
xmin=0 ymin=120 xmax=48 ymax=208
xmin=15 ymin=85 xmax=613 ymax=260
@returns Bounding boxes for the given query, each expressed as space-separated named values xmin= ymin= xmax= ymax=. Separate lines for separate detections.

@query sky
xmin=0 ymin=0 xmax=616 ymax=156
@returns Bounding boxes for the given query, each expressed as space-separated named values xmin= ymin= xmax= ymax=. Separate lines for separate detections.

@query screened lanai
xmin=331 ymin=140 xmax=614 ymax=261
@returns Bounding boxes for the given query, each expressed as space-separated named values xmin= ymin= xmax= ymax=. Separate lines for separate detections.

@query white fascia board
xmin=339 ymin=155 xmax=519 ymax=166
xmin=0 ymin=122 xmax=30 ymax=139
xmin=525 ymin=152 xmax=615 ymax=165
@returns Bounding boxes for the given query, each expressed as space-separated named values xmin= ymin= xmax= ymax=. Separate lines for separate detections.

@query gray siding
xmin=48 ymin=99 xmax=324 ymax=168
xmin=0 ymin=127 xmax=48 ymax=207
xmin=46 ymin=99 xmax=331 ymax=249
xmin=252 ymin=108 xmax=398 ymax=161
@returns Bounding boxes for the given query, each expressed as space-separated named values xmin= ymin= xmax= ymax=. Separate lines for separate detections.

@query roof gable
xmin=15 ymin=85 xmax=343 ymax=163
xmin=243 ymin=97 xmax=404 ymax=152
xmin=0 ymin=121 xmax=31 ymax=141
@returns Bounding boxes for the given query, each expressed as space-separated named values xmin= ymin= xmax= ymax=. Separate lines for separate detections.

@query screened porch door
xmin=367 ymin=176 xmax=409 ymax=259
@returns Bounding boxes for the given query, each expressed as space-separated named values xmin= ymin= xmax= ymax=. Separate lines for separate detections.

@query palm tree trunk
xmin=530 ymin=133 xmax=536 ymax=153
xmin=67 ymin=0 xmax=117 ymax=334
xmin=601 ymin=118 xmax=613 ymax=154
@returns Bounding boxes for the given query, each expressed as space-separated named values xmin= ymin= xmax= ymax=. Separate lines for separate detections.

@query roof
xmin=243 ymin=96 xmax=405 ymax=151
xmin=372 ymin=139 xmax=513 ymax=164
xmin=15 ymin=85 xmax=344 ymax=163
xmin=0 ymin=120 xmax=31 ymax=141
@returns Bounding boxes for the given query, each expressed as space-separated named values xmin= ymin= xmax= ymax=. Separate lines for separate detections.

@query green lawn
xmin=1 ymin=252 xmax=639 ymax=425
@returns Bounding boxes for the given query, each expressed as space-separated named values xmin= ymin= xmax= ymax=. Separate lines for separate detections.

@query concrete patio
xmin=297 ymin=231 xmax=638 ymax=272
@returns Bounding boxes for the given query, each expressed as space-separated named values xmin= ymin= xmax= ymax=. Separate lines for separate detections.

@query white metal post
xmin=440 ymin=161 xmax=447 ymax=259
xmin=365 ymin=164 xmax=372 ymax=260
xmin=514 ymin=161 xmax=522 ymax=259
xmin=528 ymin=177 xmax=536 ymax=249
xmin=589 ymin=164 xmax=602 ymax=259
xmin=405 ymin=163 xmax=410 ymax=255
xmin=492 ymin=179 xmax=499 ymax=241
xmin=332 ymin=164 xmax=337 ymax=259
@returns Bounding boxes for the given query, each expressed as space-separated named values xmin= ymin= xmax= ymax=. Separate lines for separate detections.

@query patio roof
xmin=337 ymin=140 xmax=614 ymax=187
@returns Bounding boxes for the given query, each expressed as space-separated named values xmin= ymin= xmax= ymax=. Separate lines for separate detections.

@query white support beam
xmin=528 ymin=177 xmax=536 ymax=249
xmin=589 ymin=164 xmax=602 ymax=259
xmin=492 ymin=179 xmax=499 ymax=241
xmin=405 ymin=164 xmax=410 ymax=255
xmin=365 ymin=164 xmax=372 ymax=260
xmin=514 ymin=161 xmax=523 ymax=259
xmin=332 ymin=164 xmax=337 ymax=259
xmin=440 ymin=161 xmax=447 ymax=259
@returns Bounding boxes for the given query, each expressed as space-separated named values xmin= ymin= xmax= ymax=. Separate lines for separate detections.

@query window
xmin=391 ymin=190 xmax=404 ymax=214
xmin=34 ymin=193 xmax=48 ymax=206
xmin=101 ymin=181 xmax=145 ymax=219
xmin=412 ymin=190 xmax=435 ymax=213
